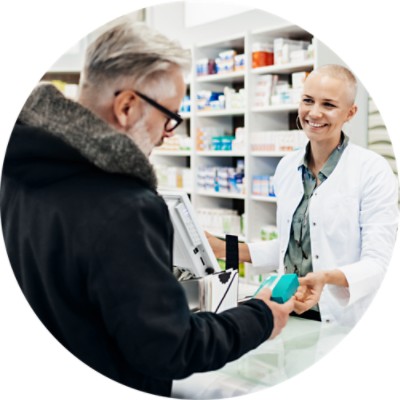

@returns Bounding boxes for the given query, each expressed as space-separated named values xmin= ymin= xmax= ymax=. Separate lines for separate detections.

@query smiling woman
xmin=298 ymin=65 xmax=358 ymax=175
xmin=207 ymin=64 xmax=399 ymax=327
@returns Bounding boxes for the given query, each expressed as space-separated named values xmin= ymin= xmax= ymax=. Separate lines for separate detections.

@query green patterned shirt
xmin=284 ymin=133 xmax=349 ymax=285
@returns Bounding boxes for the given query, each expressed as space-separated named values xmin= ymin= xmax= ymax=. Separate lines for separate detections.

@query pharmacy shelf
xmin=251 ymin=104 xmax=299 ymax=113
xmin=196 ymin=190 xmax=246 ymax=200
xmin=181 ymin=112 xmax=191 ymax=119
xmin=251 ymin=151 xmax=291 ymax=157
xmin=251 ymin=195 xmax=277 ymax=203
xmin=251 ymin=60 xmax=314 ymax=75
xmin=197 ymin=151 xmax=245 ymax=157
xmin=251 ymin=22 xmax=310 ymax=37
xmin=151 ymin=22 xmax=365 ymax=257
xmin=196 ymin=71 xmax=245 ymax=83
xmin=152 ymin=150 xmax=192 ymax=156
xmin=197 ymin=109 xmax=246 ymax=117
xmin=158 ymin=186 xmax=192 ymax=194
xmin=190 ymin=25 xmax=317 ymax=245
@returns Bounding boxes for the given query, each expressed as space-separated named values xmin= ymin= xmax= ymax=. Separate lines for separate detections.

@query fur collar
xmin=18 ymin=83 xmax=157 ymax=190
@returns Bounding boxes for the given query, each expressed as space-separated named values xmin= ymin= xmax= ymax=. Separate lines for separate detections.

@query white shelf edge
xmin=151 ymin=150 xmax=192 ymax=156
xmin=251 ymin=151 xmax=291 ymax=157
xmin=181 ymin=112 xmax=191 ymax=119
xmin=197 ymin=109 xmax=246 ymax=117
xmin=251 ymin=60 xmax=314 ymax=75
xmin=196 ymin=71 xmax=245 ymax=83
xmin=197 ymin=151 xmax=245 ymax=157
xmin=251 ymin=23 xmax=303 ymax=36
xmin=250 ymin=195 xmax=277 ymax=203
xmin=196 ymin=190 xmax=246 ymax=200
xmin=157 ymin=186 xmax=193 ymax=194
xmin=251 ymin=104 xmax=298 ymax=113
xmin=46 ymin=69 xmax=81 ymax=74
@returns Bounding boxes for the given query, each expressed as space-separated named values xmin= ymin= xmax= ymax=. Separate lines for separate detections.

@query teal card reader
xmin=253 ymin=274 xmax=299 ymax=304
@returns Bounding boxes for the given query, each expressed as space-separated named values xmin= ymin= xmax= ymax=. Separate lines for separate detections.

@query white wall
xmin=146 ymin=1 xmax=288 ymax=48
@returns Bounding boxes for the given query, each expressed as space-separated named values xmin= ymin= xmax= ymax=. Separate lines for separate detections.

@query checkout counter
xmin=172 ymin=283 xmax=351 ymax=399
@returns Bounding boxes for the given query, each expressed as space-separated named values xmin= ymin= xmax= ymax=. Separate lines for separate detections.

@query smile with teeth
xmin=307 ymin=120 xmax=327 ymax=128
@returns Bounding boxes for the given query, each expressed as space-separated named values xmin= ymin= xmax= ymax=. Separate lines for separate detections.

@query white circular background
xmin=0 ymin=1 xmax=399 ymax=399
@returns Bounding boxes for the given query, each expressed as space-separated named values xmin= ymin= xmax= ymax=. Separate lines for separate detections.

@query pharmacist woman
xmin=207 ymin=64 xmax=398 ymax=326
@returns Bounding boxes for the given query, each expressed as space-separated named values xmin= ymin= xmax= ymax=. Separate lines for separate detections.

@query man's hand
xmin=294 ymin=271 xmax=326 ymax=314
xmin=255 ymin=287 xmax=294 ymax=340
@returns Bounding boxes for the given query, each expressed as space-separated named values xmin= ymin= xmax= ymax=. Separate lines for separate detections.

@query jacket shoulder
xmin=274 ymin=149 xmax=303 ymax=178
xmin=346 ymin=143 xmax=394 ymax=172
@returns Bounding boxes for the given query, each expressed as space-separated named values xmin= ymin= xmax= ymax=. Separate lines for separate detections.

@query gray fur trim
xmin=18 ymin=83 xmax=157 ymax=190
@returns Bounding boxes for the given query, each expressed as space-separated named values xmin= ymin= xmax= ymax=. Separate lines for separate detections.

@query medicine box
xmin=253 ymin=274 xmax=299 ymax=303
xmin=252 ymin=42 xmax=274 ymax=68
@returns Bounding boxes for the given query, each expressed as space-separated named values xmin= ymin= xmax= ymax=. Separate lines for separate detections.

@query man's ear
xmin=113 ymin=90 xmax=141 ymax=130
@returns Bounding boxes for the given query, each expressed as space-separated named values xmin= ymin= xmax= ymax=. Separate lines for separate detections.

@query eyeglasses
xmin=115 ymin=89 xmax=183 ymax=133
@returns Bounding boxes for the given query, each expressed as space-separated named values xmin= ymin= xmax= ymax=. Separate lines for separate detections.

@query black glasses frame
xmin=115 ymin=89 xmax=183 ymax=132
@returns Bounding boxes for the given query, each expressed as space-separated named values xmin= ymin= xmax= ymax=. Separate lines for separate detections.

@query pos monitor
xmin=160 ymin=190 xmax=221 ymax=278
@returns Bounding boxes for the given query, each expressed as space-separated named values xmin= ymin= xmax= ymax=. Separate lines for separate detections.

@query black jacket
xmin=0 ymin=84 xmax=273 ymax=397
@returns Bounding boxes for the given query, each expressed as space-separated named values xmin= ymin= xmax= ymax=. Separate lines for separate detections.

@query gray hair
xmin=80 ymin=20 xmax=191 ymax=97
xmin=310 ymin=64 xmax=358 ymax=105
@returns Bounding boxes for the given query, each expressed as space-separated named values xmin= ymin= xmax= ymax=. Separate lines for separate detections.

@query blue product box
xmin=253 ymin=274 xmax=299 ymax=304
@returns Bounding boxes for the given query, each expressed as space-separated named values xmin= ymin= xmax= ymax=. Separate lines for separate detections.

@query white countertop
xmin=172 ymin=309 xmax=351 ymax=399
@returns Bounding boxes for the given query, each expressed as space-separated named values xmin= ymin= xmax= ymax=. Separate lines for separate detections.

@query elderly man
xmin=0 ymin=20 xmax=293 ymax=397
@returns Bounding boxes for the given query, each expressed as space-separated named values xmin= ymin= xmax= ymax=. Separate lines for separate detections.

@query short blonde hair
xmin=310 ymin=64 xmax=358 ymax=104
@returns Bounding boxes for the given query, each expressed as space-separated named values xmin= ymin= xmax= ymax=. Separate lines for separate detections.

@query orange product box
xmin=252 ymin=42 xmax=274 ymax=68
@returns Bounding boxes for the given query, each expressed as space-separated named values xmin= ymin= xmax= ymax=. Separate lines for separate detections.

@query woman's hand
xmin=204 ymin=231 xmax=226 ymax=259
xmin=294 ymin=271 xmax=327 ymax=314
xmin=205 ymin=232 xmax=252 ymax=263
xmin=294 ymin=269 xmax=349 ymax=314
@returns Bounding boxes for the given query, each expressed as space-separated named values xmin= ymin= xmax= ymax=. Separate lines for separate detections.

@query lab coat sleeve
xmin=247 ymin=239 xmax=280 ymax=271
xmin=328 ymin=155 xmax=399 ymax=307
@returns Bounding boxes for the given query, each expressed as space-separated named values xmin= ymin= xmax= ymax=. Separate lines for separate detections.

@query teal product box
xmin=253 ymin=274 xmax=299 ymax=303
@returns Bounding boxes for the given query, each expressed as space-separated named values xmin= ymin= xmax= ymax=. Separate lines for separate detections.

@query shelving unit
xmin=245 ymin=24 xmax=308 ymax=243
xmin=152 ymin=22 xmax=368 ymax=260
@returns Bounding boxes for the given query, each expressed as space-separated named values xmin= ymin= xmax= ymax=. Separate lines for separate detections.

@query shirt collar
xmin=298 ymin=132 xmax=349 ymax=178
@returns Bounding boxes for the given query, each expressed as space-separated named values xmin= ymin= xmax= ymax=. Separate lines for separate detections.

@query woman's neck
xmin=308 ymin=135 xmax=342 ymax=176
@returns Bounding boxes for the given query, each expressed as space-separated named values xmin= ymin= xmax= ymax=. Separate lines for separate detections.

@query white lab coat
xmin=248 ymin=142 xmax=399 ymax=326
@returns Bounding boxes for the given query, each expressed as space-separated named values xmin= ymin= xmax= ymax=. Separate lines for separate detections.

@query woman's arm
xmin=205 ymin=232 xmax=252 ymax=263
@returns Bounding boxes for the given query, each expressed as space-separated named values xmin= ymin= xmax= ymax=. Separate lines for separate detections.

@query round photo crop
xmin=1 ymin=2 xmax=398 ymax=400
